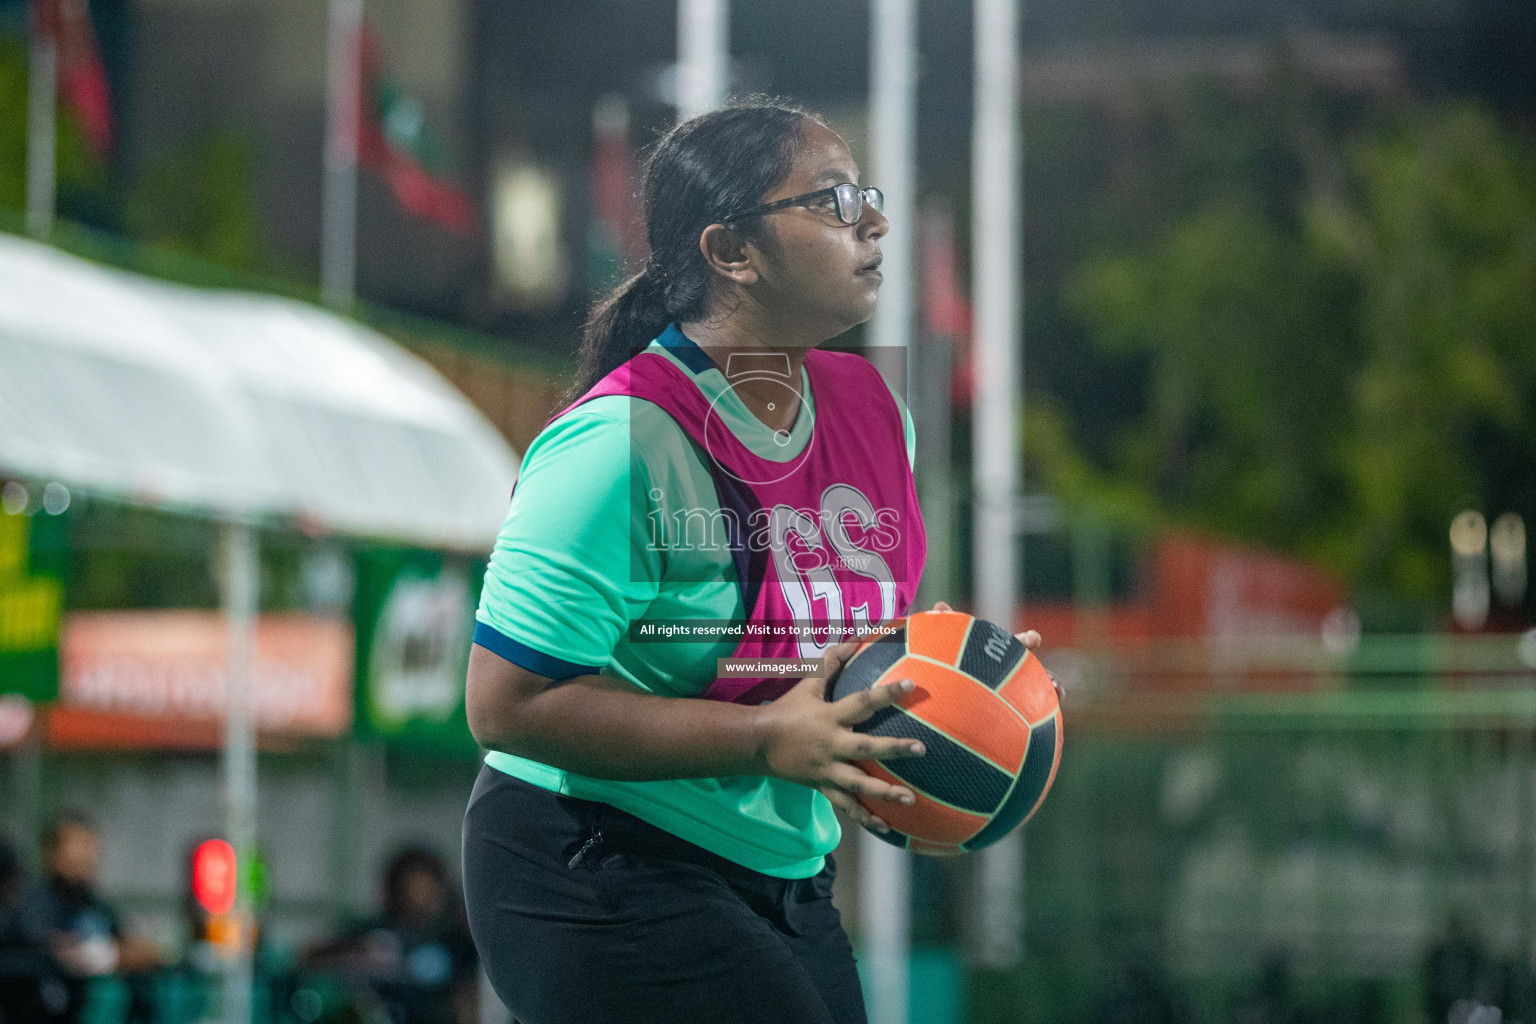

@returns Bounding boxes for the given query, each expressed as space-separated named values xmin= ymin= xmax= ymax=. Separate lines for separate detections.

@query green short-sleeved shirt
xmin=474 ymin=326 xmax=915 ymax=878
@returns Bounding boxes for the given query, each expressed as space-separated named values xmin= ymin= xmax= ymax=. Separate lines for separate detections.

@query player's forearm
xmin=484 ymin=676 xmax=775 ymax=781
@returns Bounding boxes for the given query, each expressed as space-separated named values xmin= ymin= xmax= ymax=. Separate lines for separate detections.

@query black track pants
xmin=462 ymin=765 xmax=868 ymax=1024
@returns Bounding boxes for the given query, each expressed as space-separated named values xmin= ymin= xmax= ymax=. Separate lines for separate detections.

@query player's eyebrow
xmin=811 ymin=168 xmax=856 ymax=187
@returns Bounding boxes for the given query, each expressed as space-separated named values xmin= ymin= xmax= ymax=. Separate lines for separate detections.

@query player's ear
xmin=699 ymin=223 xmax=761 ymax=286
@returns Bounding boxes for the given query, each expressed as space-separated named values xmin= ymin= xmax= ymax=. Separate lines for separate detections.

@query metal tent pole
xmin=221 ymin=521 xmax=258 ymax=1024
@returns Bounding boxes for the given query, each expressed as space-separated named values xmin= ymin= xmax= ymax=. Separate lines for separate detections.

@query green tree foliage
xmin=2 ymin=34 xmax=265 ymax=273
xmin=1050 ymin=97 xmax=1536 ymax=612
xmin=0 ymin=36 xmax=24 ymax=209
xmin=124 ymin=131 xmax=264 ymax=273
xmin=1311 ymin=107 xmax=1536 ymax=602
xmin=1067 ymin=205 xmax=1356 ymax=552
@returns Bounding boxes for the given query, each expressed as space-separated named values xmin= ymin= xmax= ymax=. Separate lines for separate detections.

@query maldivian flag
xmin=33 ymin=0 xmax=112 ymax=157
xmin=920 ymin=205 xmax=974 ymax=411
xmin=357 ymin=28 xmax=474 ymax=236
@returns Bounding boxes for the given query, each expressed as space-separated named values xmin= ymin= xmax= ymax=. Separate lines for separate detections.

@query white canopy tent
xmin=0 ymin=233 xmax=522 ymax=1017
xmin=0 ymin=232 xmax=519 ymax=550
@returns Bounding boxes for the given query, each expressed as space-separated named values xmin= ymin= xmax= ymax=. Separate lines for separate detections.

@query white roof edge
xmin=0 ymin=233 xmax=521 ymax=550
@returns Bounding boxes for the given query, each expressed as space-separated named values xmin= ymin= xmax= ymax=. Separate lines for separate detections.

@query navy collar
xmin=656 ymin=323 xmax=721 ymax=377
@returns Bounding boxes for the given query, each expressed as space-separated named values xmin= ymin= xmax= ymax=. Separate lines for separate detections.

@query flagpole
xmin=322 ymin=0 xmax=363 ymax=312
xmin=676 ymin=0 xmax=727 ymax=122
xmin=970 ymin=0 xmax=1024 ymax=971
xmin=915 ymin=202 xmax=958 ymax=615
xmin=863 ymin=0 xmax=918 ymax=1020
xmin=26 ymin=0 xmax=58 ymax=241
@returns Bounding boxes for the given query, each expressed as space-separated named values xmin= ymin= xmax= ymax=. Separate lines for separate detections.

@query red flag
xmin=376 ymin=155 xmax=475 ymax=235
xmin=34 ymin=0 xmax=112 ymax=158
xmin=356 ymin=28 xmax=475 ymax=236
xmin=919 ymin=205 xmax=974 ymax=410
xmin=591 ymin=96 xmax=647 ymax=270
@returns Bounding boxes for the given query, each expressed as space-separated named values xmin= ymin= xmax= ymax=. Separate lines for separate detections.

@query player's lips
xmin=855 ymin=254 xmax=883 ymax=277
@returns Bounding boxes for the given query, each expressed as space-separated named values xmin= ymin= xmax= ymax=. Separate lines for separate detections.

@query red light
xmin=192 ymin=839 xmax=237 ymax=916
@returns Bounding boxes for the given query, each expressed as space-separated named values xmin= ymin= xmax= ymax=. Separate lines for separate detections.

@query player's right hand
xmin=753 ymin=639 xmax=926 ymax=835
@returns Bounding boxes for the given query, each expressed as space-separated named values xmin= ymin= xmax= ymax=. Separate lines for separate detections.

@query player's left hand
xmin=929 ymin=600 xmax=1064 ymax=704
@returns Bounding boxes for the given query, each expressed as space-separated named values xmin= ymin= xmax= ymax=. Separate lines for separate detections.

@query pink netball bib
xmin=556 ymin=328 xmax=927 ymax=705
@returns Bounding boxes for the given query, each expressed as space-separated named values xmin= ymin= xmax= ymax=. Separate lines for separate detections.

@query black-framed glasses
xmin=724 ymin=183 xmax=885 ymax=227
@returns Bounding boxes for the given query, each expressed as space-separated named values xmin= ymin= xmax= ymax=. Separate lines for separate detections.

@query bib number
xmin=769 ymin=486 xmax=898 ymax=658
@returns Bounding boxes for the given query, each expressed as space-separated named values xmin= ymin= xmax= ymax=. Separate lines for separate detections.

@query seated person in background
xmin=17 ymin=812 xmax=161 ymax=1024
xmin=1 ymin=835 xmax=54 ymax=1024
xmin=301 ymin=847 xmax=478 ymax=1024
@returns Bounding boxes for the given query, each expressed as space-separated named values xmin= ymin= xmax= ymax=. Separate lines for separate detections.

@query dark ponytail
xmin=561 ymin=99 xmax=827 ymax=408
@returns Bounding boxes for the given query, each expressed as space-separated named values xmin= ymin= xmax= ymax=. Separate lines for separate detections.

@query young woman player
xmin=461 ymin=100 xmax=1046 ymax=1024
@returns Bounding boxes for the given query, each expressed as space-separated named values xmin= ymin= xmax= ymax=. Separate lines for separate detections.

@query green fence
xmin=76 ymin=967 xmax=393 ymax=1024
xmin=975 ymin=644 xmax=1536 ymax=1024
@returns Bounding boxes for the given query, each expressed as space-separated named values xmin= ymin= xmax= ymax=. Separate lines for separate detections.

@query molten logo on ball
xmin=826 ymin=610 xmax=1064 ymax=855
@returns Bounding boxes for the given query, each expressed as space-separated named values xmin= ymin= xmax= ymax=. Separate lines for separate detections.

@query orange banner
xmin=54 ymin=611 xmax=353 ymax=748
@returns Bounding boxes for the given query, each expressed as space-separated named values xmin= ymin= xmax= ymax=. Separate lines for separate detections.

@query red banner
xmin=52 ymin=611 xmax=353 ymax=749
